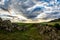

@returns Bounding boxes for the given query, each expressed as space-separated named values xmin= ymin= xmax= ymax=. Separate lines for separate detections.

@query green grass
xmin=0 ymin=24 xmax=42 ymax=40
xmin=40 ymin=21 xmax=60 ymax=26
xmin=0 ymin=21 xmax=60 ymax=40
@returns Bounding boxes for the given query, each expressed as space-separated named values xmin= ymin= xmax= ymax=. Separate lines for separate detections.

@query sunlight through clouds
xmin=0 ymin=0 xmax=60 ymax=23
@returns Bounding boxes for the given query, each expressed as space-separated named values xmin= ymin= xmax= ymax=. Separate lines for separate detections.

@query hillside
xmin=0 ymin=18 xmax=60 ymax=40
xmin=45 ymin=18 xmax=60 ymax=25
xmin=50 ymin=18 xmax=60 ymax=22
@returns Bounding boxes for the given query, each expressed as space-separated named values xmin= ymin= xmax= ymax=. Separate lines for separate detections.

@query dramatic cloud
xmin=0 ymin=0 xmax=60 ymax=23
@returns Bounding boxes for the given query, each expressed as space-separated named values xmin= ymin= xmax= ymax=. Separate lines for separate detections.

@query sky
xmin=0 ymin=0 xmax=60 ymax=22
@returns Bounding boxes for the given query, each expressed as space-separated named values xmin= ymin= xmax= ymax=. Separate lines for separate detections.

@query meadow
xmin=0 ymin=18 xmax=60 ymax=40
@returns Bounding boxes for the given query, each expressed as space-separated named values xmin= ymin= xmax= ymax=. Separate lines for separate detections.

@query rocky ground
xmin=0 ymin=18 xmax=60 ymax=40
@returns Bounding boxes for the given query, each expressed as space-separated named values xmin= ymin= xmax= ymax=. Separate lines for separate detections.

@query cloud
xmin=0 ymin=0 xmax=60 ymax=22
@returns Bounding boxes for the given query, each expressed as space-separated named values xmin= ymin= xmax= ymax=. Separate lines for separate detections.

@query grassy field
xmin=0 ymin=20 xmax=60 ymax=40
xmin=0 ymin=23 xmax=42 ymax=40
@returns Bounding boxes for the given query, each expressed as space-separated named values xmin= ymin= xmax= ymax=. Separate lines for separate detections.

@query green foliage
xmin=0 ymin=18 xmax=2 ymax=22
xmin=0 ymin=18 xmax=3 ymax=26
xmin=53 ymin=23 xmax=60 ymax=30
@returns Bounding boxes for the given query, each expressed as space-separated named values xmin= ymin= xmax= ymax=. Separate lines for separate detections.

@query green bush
xmin=0 ymin=18 xmax=3 ymax=24
xmin=53 ymin=23 xmax=60 ymax=30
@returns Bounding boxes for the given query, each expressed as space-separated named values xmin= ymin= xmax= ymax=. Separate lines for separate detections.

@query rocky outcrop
xmin=36 ymin=24 xmax=60 ymax=40
xmin=0 ymin=18 xmax=13 ymax=32
xmin=0 ymin=18 xmax=28 ymax=32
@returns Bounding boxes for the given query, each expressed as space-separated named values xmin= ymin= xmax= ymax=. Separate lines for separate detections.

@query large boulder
xmin=0 ymin=18 xmax=13 ymax=32
xmin=37 ymin=24 xmax=60 ymax=40
xmin=2 ymin=20 xmax=13 ymax=32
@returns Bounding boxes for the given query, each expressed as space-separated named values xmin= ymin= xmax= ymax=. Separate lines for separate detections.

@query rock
xmin=36 ymin=24 xmax=60 ymax=40
xmin=16 ymin=27 xmax=23 ymax=31
xmin=0 ymin=18 xmax=13 ymax=32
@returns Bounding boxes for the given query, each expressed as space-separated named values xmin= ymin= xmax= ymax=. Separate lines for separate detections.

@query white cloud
xmin=0 ymin=0 xmax=5 ymax=5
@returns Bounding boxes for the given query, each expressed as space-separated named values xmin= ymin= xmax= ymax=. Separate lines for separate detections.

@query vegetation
xmin=0 ymin=18 xmax=60 ymax=40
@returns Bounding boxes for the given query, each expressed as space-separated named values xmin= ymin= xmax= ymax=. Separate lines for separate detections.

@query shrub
xmin=53 ymin=23 xmax=60 ymax=30
xmin=0 ymin=18 xmax=3 ymax=24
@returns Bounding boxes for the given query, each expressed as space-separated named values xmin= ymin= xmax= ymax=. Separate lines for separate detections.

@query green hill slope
xmin=0 ymin=18 xmax=60 ymax=40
